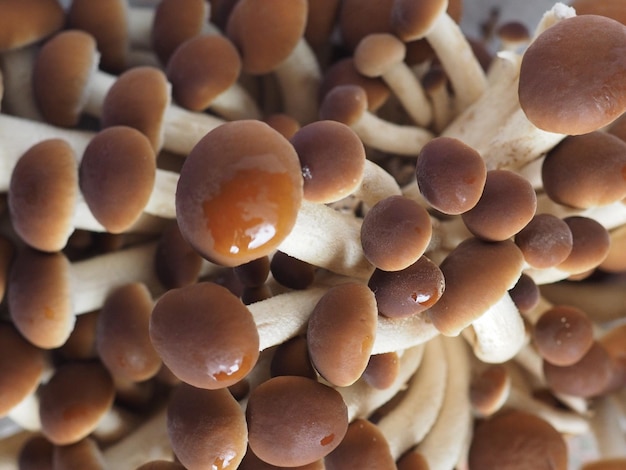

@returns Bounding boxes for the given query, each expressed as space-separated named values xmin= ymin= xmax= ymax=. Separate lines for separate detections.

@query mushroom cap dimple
xmin=175 ymin=120 xmax=303 ymax=267
xmin=519 ymin=15 xmax=626 ymax=135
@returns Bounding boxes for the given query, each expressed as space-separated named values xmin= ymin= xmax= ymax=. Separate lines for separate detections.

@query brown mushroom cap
xmin=518 ymin=15 xmax=626 ymax=135
xmin=18 ymin=435 xmax=54 ymax=470
xmin=362 ymin=351 xmax=400 ymax=390
xmin=8 ymin=248 xmax=74 ymax=349
xmin=307 ymin=282 xmax=378 ymax=387
xmin=461 ymin=169 xmax=537 ymax=242
xmin=8 ymin=139 xmax=78 ymax=252
xmin=469 ymin=364 xmax=511 ymax=416
xmin=354 ymin=33 xmax=406 ymax=78
xmin=468 ymin=410 xmax=567 ymax=470
xmin=0 ymin=236 xmax=13 ymax=304
xmin=338 ymin=0 xmax=393 ymax=52
xmin=239 ymin=447 xmax=324 ymax=470
xmin=175 ymin=120 xmax=303 ymax=267
xmin=508 ymin=273 xmax=540 ymax=313
xmin=149 ymin=282 xmax=260 ymax=389
xmin=96 ymin=283 xmax=161 ymax=382
xmin=154 ymin=221 xmax=204 ymax=289
xmin=39 ymin=361 xmax=115 ymax=445
xmin=514 ymin=213 xmax=573 ymax=269
xmin=391 ymin=0 xmax=448 ymax=41
xmin=368 ymin=255 xmax=445 ymax=318
xmin=427 ymin=238 xmax=524 ymax=336
xmin=33 ymin=30 xmax=99 ymax=127
xmin=290 ymin=120 xmax=366 ymax=204
xmin=582 ymin=459 xmax=626 ymax=470
xmin=166 ymin=34 xmax=242 ymax=111
xmin=319 ymin=84 xmax=368 ymax=126
xmin=570 ymin=0 xmax=626 ymax=24
xmin=361 ymin=195 xmax=433 ymax=271
xmin=557 ymin=216 xmax=611 ymax=274
xmin=233 ymin=256 xmax=271 ymax=288
xmin=270 ymin=251 xmax=316 ymax=290
xmin=53 ymin=437 xmax=105 ymax=470
xmin=264 ymin=113 xmax=301 ymax=139
xmin=57 ymin=311 xmax=99 ymax=361
xmin=226 ymin=0 xmax=308 ymax=74
xmin=304 ymin=0 xmax=341 ymax=51
xmin=246 ymin=375 xmax=348 ymax=467
xmin=167 ymin=383 xmax=248 ymax=470
xmin=533 ymin=305 xmax=594 ymax=366
xmin=79 ymin=126 xmax=156 ymax=234
xmin=397 ymin=451 xmax=431 ymax=470
xmin=270 ymin=335 xmax=317 ymax=380
xmin=416 ymin=136 xmax=487 ymax=215
xmin=136 ymin=461 xmax=186 ymax=470
xmin=0 ymin=0 xmax=65 ymax=52
xmin=542 ymin=132 xmax=626 ymax=208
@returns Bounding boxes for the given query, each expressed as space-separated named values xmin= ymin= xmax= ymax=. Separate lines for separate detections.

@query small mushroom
xmin=53 ymin=437 xmax=106 ymax=470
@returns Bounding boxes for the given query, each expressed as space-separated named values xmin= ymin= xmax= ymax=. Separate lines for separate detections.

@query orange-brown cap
xmin=136 ymin=461 xmax=186 ymax=470
xmin=149 ymin=282 xmax=260 ymax=389
xmin=53 ymin=437 xmax=105 ymax=470
xmin=238 ymin=447 xmax=324 ymax=470
xmin=397 ymin=451 xmax=431 ymax=470
xmin=514 ymin=214 xmax=573 ymax=269
xmin=557 ymin=216 xmax=611 ymax=275
xmin=175 ymin=120 xmax=303 ymax=267
xmin=0 ymin=0 xmax=64 ymax=52
xmin=469 ymin=364 xmax=510 ymax=416
xmin=338 ymin=0 xmax=393 ymax=52
xmin=0 ymin=236 xmax=13 ymax=304
xmin=570 ymin=0 xmax=626 ymax=24
xmin=8 ymin=248 xmax=74 ymax=349
xmin=304 ymin=0 xmax=341 ymax=51
xmin=582 ymin=459 xmax=626 ymax=470
xmin=307 ymin=282 xmax=378 ymax=387
xmin=154 ymin=221 xmax=204 ymax=289
xmin=226 ymin=0 xmax=308 ymax=74
xmin=362 ymin=351 xmax=400 ymax=390
xmin=427 ymin=238 xmax=524 ymax=336
xmin=167 ymin=384 xmax=248 ymax=470
xmin=8 ymin=139 xmax=78 ymax=252
xmin=519 ymin=15 xmax=626 ymax=135
xmin=33 ymin=30 xmax=99 ymax=127
xmin=325 ymin=419 xmax=395 ymax=470
xmin=166 ymin=34 xmax=242 ymax=111
xmin=79 ymin=126 xmax=156 ymax=233
xmin=319 ymin=84 xmax=368 ymax=126
xmin=57 ymin=311 xmax=99 ymax=361
xmin=290 ymin=120 xmax=366 ymax=203
xmin=264 ymin=113 xmax=301 ymax=140
xmin=270 ymin=251 xmax=316 ymax=290
xmin=468 ymin=410 xmax=567 ymax=470
xmin=39 ymin=361 xmax=115 ymax=445
xmin=361 ymin=196 xmax=432 ymax=271
xmin=391 ymin=0 xmax=448 ymax=41
xmin=96 ymin=283 xmax=161 ymax=382
xmin=246 ymin=375 xmax=348 ymax=467
xmin=508 ymin=273 xmax=540 ymax=313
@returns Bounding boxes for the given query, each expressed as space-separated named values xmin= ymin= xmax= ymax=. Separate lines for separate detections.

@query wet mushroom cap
xmin=8 ymin=139 xmax=78 ymax=252
xmin=514 ymin=213 xmax=573 ymax=269
xmin=360 ymin=195 xmax=432 ymax=271
xmin=149 ymin=282 xmax=260 ymax=389
xmin=167 ymin=384 xmax=248 ymax=470
xmin=468 ymin=410 xmax=567 ymax=470
xmin=175 ymin=120 xmax=303 ymax=267
xmin=307 ymin=282 xmax=378 ymax=387
xmin=290 ymin=120 xmax=366 ymax=204
xmin=79 ymin=126 xmax=156 ymax=234
xmin=246 ymin=375 xmax=348 ymax=467
xmin=518 ymin=15 xmax=626 ymax=135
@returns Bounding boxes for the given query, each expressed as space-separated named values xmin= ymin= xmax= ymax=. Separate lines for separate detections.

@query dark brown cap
xmin=304 ymin=0 xmax=341 ymax=51
xmin=514 ymin=214 xmax=573 ymax=269
xmin=154 ymin=221 xmax=204 ymax=289
xmin=149 ymin=282 xmax=260 ymax=389
xmin=338 ymin=0 xmax=393 ymax=51
xmin=362 ymin=351 xmax=400 ymax=390
xmin=135 ymin=461 xmax=186 ymax=470
xmin=270 ymin=251 xmax=316 ymax=290
xmin=0 ymin=0 xmax=64 ymax=52
xmin=17 ymin=434 xmax=54 ymax=470
xmin=508 ymin=273 xmax=540 ymax=313
xmin=270 ymin=335 xmax=317 ymax=380
xmin=175 ymin=120 xmax=303 ymax=267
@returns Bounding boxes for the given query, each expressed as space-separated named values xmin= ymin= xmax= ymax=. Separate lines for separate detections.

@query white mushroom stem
xmin=590 ymin=394 xmax=626 ymax=458
xmin=0 ymin=45 xmax=43 ymax=121
xmin=377 ymin=336 xmax=447 ymax=459
xmin=125 ymin=5 xmax=157 ymax=50
xmin=208 ymin=81 xmax=263 ymax=121
xmin=535 ymin=196 xmax=626 ymax=231
xmin=6 ymin=393 xmax=40 ymax=432
xmin=414 ymin=336 xmax=473 ymax=470
xmin=380 ymin=59 xmax=432 ymax=127
xmin=350 ymin=159 xmax=402 ymax=209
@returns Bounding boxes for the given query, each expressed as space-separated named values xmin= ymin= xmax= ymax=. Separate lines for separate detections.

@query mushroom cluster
xmin=0 ymin=0 xmax=625 ymax=469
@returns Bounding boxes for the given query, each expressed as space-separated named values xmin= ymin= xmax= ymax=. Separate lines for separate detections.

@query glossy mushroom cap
xmin=519 ymin=15 xmax=626 ymax=135
xmin=79 ymin=126 xmax=156 ymax=234
xmin=149 ymin=282 xmax=260 ymax=389
xmin=8 ymin=139 xmax=78 ymax=252
xmin=175 ymin=120 xmax=303 ymax=267
xmin=246 ymin=375 xmax=348 ymax=467
xmin=514 ymin=214 xmax=573 ymax=269
xmin=468 ymin=410 xmax=567 ymax=470
xmin=361 ymin=196 xmax=432 ymax=271
xmin=0 ymin=0 xmax=65 ymax=52
xmin=167 ymin=384 xmax=248 ymax=470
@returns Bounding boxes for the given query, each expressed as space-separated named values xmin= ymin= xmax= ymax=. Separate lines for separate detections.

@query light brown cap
xmin=508 ymin=273 xmax=540 ymax=313
xmin=325 ymin=418 xmax=396 ymax=470
xmin=270 ymin=251 xmax=316 ymax=290
xmin=33 ymin=30 xmax=99 ymax=127
xmin=361 ymin=195 xmax=432 ymax=271
xmin=0 ymin=323 xmax=46 ymax=417
xmin=368 ymin=255 xmax=445 ymax=318
xmin=416 ymin=136 xmax=487 ymax=215
xmin=152 ymin=0 xmax=210 ymax=65
xmin=0 ymin=0 xmax=64 ymax=52
xmin=149 ymin=282 xmax=260 ymax=389
xmin=468 ymin=410 xmax=567 ymax=470
xmin=519 ymin=15 xmax=626 ymax=135
xmin=461 ymin=169 xmax=537 ymax=242
xmin=8 ymin=248 xmax=74 ymax=349
xmin=533 ymin=305 xmax=594 ymax=366
xmin=338 ymin=0 xmax=393 ymax=52
xmin=514 ymin=213 xmax=573 ymax=269
xmin=582 ymin=459 xmax=626 ymax=470
xmin=290 ymin=120 xmax=366 ymax=203
xmin=233 ymin=256 xmax=270 ymax=288
xmin=319 ymin=58 xmax=390 ymax=112
xmin=154 ymin=221 xmax=204 ymax=289
xmin=8 ymin=139 xmax=78 ymax=252
xmin=362 ymin=351 xmax=400 ymax=390
xmin=39 ymin=361 xmax=115 ymax=445
xmin=542 ymin=132 xmax=626 ymax=208
xmin=270 ymin=335 xmax=317 ymax=380
xmin=53 ymin=437 xmax=105 ymax=470
xmin=166 ymin=34 xmax=242 ymax=111
xmin=167 ymin=384 xmax=248 ymax=470
xmin=18 ymin=435 xmax=54 ymax=470
xmin=226 ymin=0 xmax=308 ymax=74
xmin=469 ymin=364 xmax=511 ymax=416
xmin=96 ymin=283 xmax=161 ymax=382
xmin=319 ymin=84 xmax=368 ymax=126
xmin=427 ymin=238 xmax=524 ymax=336
xmin=557 ymin=216 xmax=611 ymax=275
xmin=175 ymin=120 xmax=303 ymax=267
xmin=79 ymin=126 xmax=156 ymax=233
xmin=307 ymin=282 xmax=378 ymax=387
xmin=246 ymin=375 xmax=348 ymax=467
xmin=391 ymin=0 xmax=448 ymax=41
xmin=354 ymin=33 xmax=406 ymax=78
xmin=264 ymin=113 xmax=301 ymax=139
xmin=67 ymin=0 xmax=128 ymax=73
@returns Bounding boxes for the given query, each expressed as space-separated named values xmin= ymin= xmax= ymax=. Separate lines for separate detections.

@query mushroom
xmin=17 ymin=435 xmax=54 ymax=470
xmin=514 ymin=213 xmax=574 ymax=269
xmin=361 ymin=351 xmax=400 ymax=390
xmin=496 ymin=21 xmax=531 ymax=52
xmin=52 ymin=437 xmax=106 ymax=470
